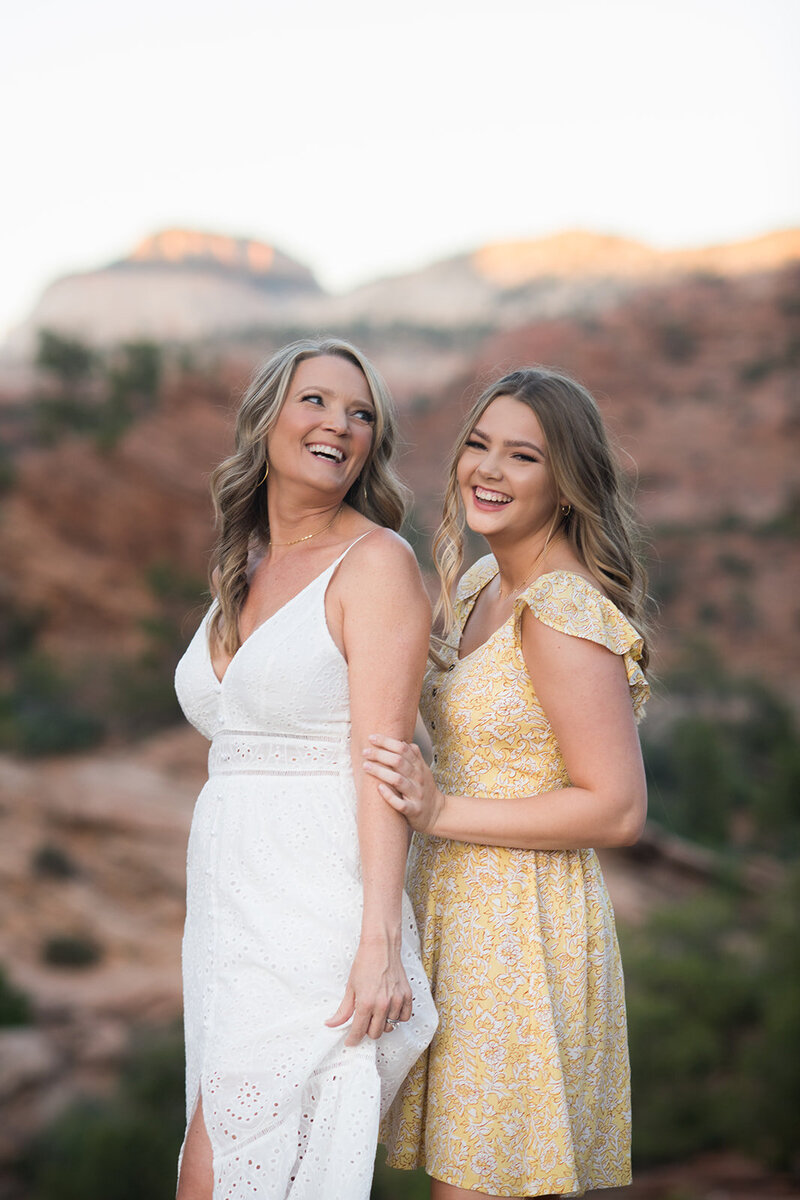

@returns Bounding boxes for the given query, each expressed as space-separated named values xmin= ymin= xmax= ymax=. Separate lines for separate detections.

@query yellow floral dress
xmin=381 ymin=559 xmax=649 ymax=1197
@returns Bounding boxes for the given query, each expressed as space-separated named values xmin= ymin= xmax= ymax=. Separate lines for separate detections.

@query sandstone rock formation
xmin=5 ymin=226 xmax=798 ymax=357
xmin=0 ymin=727 xmax=205 ymax=1170
xmin=3 ymin=229 xmax=323 ymax=355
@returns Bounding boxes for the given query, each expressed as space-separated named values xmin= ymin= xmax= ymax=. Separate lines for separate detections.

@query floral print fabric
xmin=381 ymin=561 xmax=648 ymax=1197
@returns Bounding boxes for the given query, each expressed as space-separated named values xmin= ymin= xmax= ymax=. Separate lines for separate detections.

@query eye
xmin=464 ymin=438 xmax=486 ymax=450
xmin=301 ymin=392 xmax=324 ymax=406
xmin=353 ymin=407 xmax=376 ymax=424
xmin=512 ymin=452 xmax=538 ymax=463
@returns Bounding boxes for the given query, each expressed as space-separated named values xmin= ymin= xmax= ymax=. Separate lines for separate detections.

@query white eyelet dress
xmin=174 ymin=537 xmax=437 ymax=1199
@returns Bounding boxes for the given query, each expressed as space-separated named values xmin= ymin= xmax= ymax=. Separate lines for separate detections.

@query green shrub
xmin=739 ymin=356 xmax=780 ymax=384
xmin=644 ymin=717 xmax=739 ymax=844
xmin=42 ymin=935 xmax=103 ymax=969
xmin=27 ymin=1028 xmax=185 ymax=1200
xmin=717 ymin=552 xmax=752 ymax=578
xmin=36 ymin=331 xmax=95 ymax=386
xmin=0 ymin=652 xmax=105 ymax=756
xmin=759 ymin=490 xmax=800 ymax=538
xmin=32 ymin=843 xmax=79 ymax=879
xmin=642 ymin=660 xmax=800 ymax=856
xmin=0 ymin=964 xmax=32 ymax=1027
xmin=623 ymin=869 xmax=800 ymax=1171
xmin=623 ymin=892 xmax=758 ymax=1163
xmin=34 ymin=332 xmax=163 ymax=449
xmin=0 ymin=444 xmax=16 ymax=493
xmin=109 ymin=563 xmax=206 ymax=735
xmin=732 ymin=866 xmax=800 ymax=1172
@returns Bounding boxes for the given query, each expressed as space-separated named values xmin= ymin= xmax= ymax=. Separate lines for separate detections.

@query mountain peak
xmin=470 ymin=227 xmax=800 ymax=288
xmin=123 ymin=228 xmax=318 ymax=286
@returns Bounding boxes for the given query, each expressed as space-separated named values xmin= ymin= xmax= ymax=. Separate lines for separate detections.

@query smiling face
xmin=265 ymin=354 xmax=376 ymax=499
xmin=456 ymin=394 xmax=561 ymax=544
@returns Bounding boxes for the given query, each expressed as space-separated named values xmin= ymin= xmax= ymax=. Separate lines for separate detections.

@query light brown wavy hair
xmin=433 ymin=366 xmax=650 ymax=671
xmin=208 ymin=336 xmax=408 ymax=655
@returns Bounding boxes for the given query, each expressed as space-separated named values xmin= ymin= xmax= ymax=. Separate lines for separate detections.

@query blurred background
xmin=0 ymin=1 xmax=798 ymax=1197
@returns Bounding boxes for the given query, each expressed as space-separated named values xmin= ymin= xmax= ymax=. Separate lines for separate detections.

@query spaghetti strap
xmin=173 ymin=515 xmax=436 ymax=1199
xmin=328 ymin=528 xmax=376 ymax=571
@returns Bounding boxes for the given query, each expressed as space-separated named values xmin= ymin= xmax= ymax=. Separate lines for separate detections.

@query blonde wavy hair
xmin=433 ymin=366 xmax=650 ymax=672
xmin=208 ymin=337 xmax=408 ymax=655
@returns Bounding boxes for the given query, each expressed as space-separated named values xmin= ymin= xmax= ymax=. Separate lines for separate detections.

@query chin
xmin=466 ymin=511 xmax=508 ymax=536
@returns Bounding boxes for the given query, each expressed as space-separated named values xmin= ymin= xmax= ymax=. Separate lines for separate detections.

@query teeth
xmin=308 ymin=443 xmax=344 ymax=463
xmin=475 ymin=487 xmax=511 ymax=503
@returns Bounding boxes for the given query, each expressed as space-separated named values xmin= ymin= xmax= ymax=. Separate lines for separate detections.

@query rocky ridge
xmin=4 ymin=227 xmax=798 ymax=358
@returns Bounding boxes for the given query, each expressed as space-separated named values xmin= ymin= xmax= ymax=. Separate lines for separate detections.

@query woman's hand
xmin=362 ymin=736 xmax=445 ymax=834
xmin=325 ymin=934 xmax=413 ymax=1045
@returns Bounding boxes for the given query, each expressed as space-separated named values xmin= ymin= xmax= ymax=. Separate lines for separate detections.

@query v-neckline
xmin=205 ymin=532 xmax=371 ymax=687
xmin=455 ymin=567 xmax=588 ymax=663
xmin=205 ymin=564 xmax=329 ymax=688
xmin=456 ymin=565 xmax=506 ymax=664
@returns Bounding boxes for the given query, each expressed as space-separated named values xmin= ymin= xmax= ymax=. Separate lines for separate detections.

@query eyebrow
xmin=471 ymin=427 xmax=546 ymax=456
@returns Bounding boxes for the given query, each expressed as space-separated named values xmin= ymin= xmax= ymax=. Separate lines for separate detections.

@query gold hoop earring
xmin=260 ymin=460 xmax=269 ymax=486
xmin=560 ymin=503 xmax=572 ymax=517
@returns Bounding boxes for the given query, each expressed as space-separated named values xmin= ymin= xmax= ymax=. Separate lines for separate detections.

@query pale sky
xmin=2 ymin=0 xmax=798 ymax=339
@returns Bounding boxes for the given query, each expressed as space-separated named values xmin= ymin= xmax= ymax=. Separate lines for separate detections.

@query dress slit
xmin=173 ymin=533 xmax=437 ymax=1199
xmin=177 ymin=1085 xmax=214 ymax=1196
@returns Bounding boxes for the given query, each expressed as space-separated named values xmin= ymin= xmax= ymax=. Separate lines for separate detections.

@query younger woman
xmin=366 ymin=367 xmax=649 ymax=1199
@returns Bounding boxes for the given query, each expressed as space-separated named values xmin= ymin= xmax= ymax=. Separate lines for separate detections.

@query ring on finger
xmin=386 ymin=1017 xmax=400 ymax=1028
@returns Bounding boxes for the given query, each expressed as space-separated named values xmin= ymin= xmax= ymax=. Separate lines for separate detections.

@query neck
xmin=489 ymin=528 xmax=559 ymax=601
xmin=265 ymin=484 xmax=345 ymax=546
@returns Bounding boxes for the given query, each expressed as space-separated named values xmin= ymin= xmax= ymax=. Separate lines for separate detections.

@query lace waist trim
xmin=208 ymin=730 xmax=349 ymax=777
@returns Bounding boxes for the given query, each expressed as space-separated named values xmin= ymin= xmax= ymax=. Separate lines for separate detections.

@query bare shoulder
xmin=340 ymin=527 xmax=424 ymax=592
xmin=331 ymin=527 xmax=430 ymax=659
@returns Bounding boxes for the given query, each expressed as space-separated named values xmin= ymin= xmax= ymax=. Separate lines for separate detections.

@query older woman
xmin=174 ymin=338 xmax=436 ymax=1199
xmin=367 ymin=367 xmax=650 ymax=1199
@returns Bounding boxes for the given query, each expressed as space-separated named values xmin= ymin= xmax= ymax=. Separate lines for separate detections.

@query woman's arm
xmin=325 ymin=530 xmax=431 ymax=1045
xmin=363 ymin=607 xmax=646 ymax=850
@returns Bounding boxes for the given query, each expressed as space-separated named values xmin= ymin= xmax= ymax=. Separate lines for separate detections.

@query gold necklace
xmin=496 ymin=537 xmax=554 ymax=602
xmin=268 ymin=505 xmax=342 ymax=547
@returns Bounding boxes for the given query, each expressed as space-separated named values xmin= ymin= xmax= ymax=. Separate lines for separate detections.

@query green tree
xmin=622 ymin=870 xmax=800 ymax=1171
xmin=642 ymin=657 xmax=800 ymax=856
xmin=36 ymin=330 xmax=95 ymax=387
xmin=622 ymin=893 xmax=759 ymax=1164
xmin=0 ymin=964 xmax=32 ymax=1027
xmin=736 ymin=866 xmax=800 ymax=1171
xmin=27 ymin=1027 xmax=184 ymax=1200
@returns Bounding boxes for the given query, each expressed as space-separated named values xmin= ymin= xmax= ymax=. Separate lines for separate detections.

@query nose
xmin=476 ymin=450 xmax=503 ymax=480
xmin=321 ymin=402 xmax=349 ymax=435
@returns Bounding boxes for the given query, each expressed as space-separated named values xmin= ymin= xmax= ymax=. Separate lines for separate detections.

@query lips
xmin=472 ymin=485 xmax=512 ymax=510
xmin=307 ymin=442 xmax=345 ymax=464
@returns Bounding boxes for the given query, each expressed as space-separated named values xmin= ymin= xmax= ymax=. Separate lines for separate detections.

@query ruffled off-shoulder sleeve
xmin=515 ymin=571 xmax=649 ymax=722
xmin=453 ymin=554 xmax=500 ymax=628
